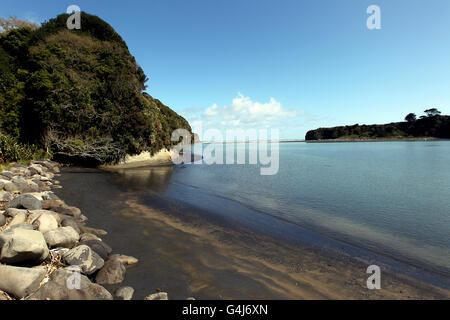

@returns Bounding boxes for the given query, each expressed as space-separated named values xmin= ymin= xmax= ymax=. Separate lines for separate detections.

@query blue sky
xmin=2 ymin=0 xmax=450 ymax=139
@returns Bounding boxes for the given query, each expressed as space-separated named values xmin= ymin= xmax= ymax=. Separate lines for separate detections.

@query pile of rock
xmin=0 ymin=161 xmax=145 ymax=300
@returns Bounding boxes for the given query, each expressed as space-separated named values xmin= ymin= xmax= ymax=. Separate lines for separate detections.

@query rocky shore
xmin=0 ymin=160 xmax=171 ymax=300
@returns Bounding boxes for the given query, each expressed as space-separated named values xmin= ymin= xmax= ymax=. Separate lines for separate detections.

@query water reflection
xmin=109 ymin=166 xmax=175 ymax=192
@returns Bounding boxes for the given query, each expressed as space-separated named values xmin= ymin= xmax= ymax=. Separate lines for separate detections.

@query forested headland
xmin=305 ymin=109 xmax=450 ymax=141
xmin=0 ymin=13 xmax=191 ymax=166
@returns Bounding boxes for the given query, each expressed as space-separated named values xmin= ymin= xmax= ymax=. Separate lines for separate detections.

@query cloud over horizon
xmin=182 ymin=93 xmax=302 ymax=134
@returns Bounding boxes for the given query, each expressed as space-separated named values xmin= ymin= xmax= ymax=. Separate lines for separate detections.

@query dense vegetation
xmin=0 ymin=13 xmax=191 ymax=165
xmin=305 ymin=109 xmax=450 ymax=141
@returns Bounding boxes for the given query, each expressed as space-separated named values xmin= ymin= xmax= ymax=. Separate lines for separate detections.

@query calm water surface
xmin=165 ymin=141 xmax=450 ymax=274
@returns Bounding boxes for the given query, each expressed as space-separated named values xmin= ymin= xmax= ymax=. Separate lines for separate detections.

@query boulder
xmin=6 ymin=194 xmax=42 ymax=210
xmin=9 ymin=223 xmax=34 ymax=231
xmin=1 ymin=171 xmax=14 ymax=179
xmin=3 ymin=181 xmax=19 ymax=192
xmin=5 ymin=208 xmax=28 ymax=217
xmin=31 ymin=213 xmax=59 ymax=234
xmin=44 ymin=226 xmax=79 ymax=248
xmin=42 ymin=200 xmax=81 ymax=219
xmin=7 ymin=211 xmax=27 ymax=228
xmin=144 ymin=292 xmax=168 ymax=300
xmin=61 ymin=216 xmax=81 ymax=234
xmin=11 ymin=176 xmax=28 ymax=191
xmin=80 ymin=233 xmax=102 ymax=242
xmin=0 ymin=179 xmax=11 ymax=189
xmin=0 ymin=213 xmax=6 ymax=227
xmin=0 ymin=265 xmax=47 ymax=299
xmin=109 ymin=254 xmax=139 ymax=266
xmin=28 ymin=164 xmax=44 ymax=176
xmin=9 ymin=167 xmax=30 ymax=177
xmin=29 ymin=210 xmax=62 ymax=224
xmin=79 ymin=226 xmax=108 ymax=236
xmin=26 ymin=269 xmax=113 ymax=300
xmin=63 ymin=245 xmax=104 ymax=275
xmin=0 ymin=191 xmax=13 ymax=202
xmin=0 ymin=228 xmax=49 ymax=264
xmin=95 ymin=257 xmax=126 ymax=285
xmin=115 ymin=286 xmax=134 ymax=300
xmin=79 ymin=239 xmax=112 ymax=260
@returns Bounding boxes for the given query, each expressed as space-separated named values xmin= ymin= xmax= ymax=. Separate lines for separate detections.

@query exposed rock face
xmin=30 ymin=212 xmax=59 ymax=234
xmin=6 ymin=194 xmax=43 ymax=210
xmin=0 ymin=228 xmax=49 ymax=265
xmin=63 ymin=245 xmax=104 ymax=275
xmin=95 ymin=257 xmax=126 ymax=285
xmin=115 ymin=286 xmax=134 ymax=300
xmin=0 ymin=266 xmax=47 ymax=299
xmin=44 ymin=226 xmax=79 ymax=248
xmin=26 ymin=269 xmax=113 ymax=300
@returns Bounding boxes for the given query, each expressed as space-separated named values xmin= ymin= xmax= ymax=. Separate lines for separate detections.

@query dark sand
xmin=54 ymin=167 xmax=450 ymax=300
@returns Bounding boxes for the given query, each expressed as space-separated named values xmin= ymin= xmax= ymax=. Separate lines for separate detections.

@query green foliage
xmin=0 ymin=12 xmax=191 ymax=165
xmin=0 ymin=133 xmax=46 ymax=163
xmin=306 ymin=114 xmax=450 ymax=140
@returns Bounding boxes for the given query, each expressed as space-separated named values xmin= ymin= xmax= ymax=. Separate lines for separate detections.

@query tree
xmin=405 ymin=113 xmax=416 ymax=122
xmin=424 ymin=108 xmax=441 ymax=117
xmin=0 ymin=15 xmax=39 ymax=34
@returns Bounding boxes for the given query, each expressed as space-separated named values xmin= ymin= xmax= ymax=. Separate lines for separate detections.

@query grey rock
xmin=7 ymin=212 xmax=27 ymax=228
xmin=0 ymin=191 xmax=12 ymax=202
xmin=3 ymin=181 xmax=19 ymax=192
xmin=61 ymin=217 xmax=81 ymax=234
xmin=79 ymin=226 xmax=108 ymax=236
xmin=9 ymin=223 xmax=35 ymax=231
xmin=1 ymin=171 xmax=14 ymax=179
xmin=80 ymin=233 xmax=102 ymax=242
xmin=144 ymin=292 xmax=168 ymax=300
xmin=44 ymin=226 xmax=79 ymax=248
xmin=0 ymin=178 xmax=10 ymax=189
xmin=6 ymin=194 xmax=42 ymax=210
xmin=31 ymin=213 xmax=59 ymax=234
xmin=29 ymin=210 xmax=62 ymax=224
xmin=11 ymin=176 xmax=28 ymax=191
xmin=0 ymin=213 xmax=6 ymax=227
xmin=41 ymin=200 xmax=81 ymax=219
xmin=115 ymin=286 xmax=134 ymax=300
xmin=0 ymin=228 xmax=49 ymax=264
xmin=79 ymin=239 xmax=112 ymax=260
xmin=0 ymin=265 xmax=47 ymax=299
xmin=5 ymin=208 xmax=28 ymax=217
xmin=26 ymin=269 xmax=113 ymax=300
xmin=95 ymin=257 xmax=126 ymax=285
xmin=63 ymin=245 xmax=104 ymax=275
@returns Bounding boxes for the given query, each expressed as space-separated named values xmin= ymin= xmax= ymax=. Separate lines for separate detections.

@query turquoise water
xmin=168 ymin=141 xmax=450 ymax=274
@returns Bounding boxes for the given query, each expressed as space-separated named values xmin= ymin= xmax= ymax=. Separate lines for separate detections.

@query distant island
xmin=305 ymin=109 xmax=450 ymax=141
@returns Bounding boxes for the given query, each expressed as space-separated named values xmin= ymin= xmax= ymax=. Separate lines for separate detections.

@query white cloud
xmin=200 ymin=93 xmax=299 ymax=128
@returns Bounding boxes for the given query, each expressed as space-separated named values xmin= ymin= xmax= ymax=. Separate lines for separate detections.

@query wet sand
xmin=54 ymin=167 xmax=450 ymax=300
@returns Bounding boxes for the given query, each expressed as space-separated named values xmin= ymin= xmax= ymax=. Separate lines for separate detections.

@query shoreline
xmin=0 ymin=161 xmax=168 ymax=300
xmin=52 ymin=166 xmax=450 ymax=300
xmin=305 ymin=137 xmax=443 ymax=143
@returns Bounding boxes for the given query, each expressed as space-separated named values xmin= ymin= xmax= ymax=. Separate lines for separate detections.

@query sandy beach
xmin=53 ymin=167 xmax=450 ymax=300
